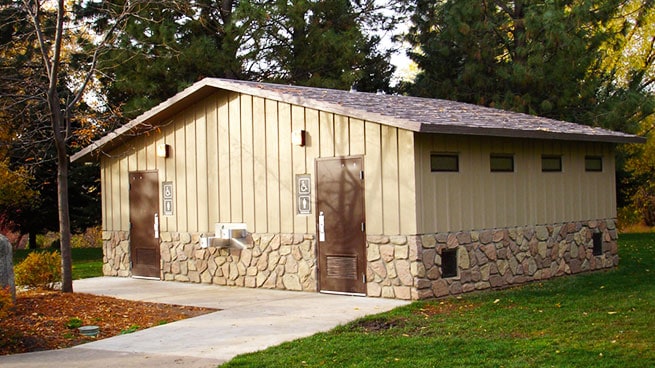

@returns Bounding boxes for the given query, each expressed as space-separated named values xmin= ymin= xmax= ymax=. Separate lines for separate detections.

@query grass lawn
xmin=224 ymin=233 xmax=655 ymax=367
xmin=14 ymin=247 xmax=103 ymax=280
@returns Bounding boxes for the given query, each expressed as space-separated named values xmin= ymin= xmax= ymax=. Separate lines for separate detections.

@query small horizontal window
xmin=431 ymin=153 xmax=459 ymax=172
xmin=542 ymin=155 xmax=562 ymax=172
xmin=490 ymin=154 xmax=514 ymax=172
xmin=585 ymin=156 xmax=603 ymax=172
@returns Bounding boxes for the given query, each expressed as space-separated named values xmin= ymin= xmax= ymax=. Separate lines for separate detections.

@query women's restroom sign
xmin=296 ymin=175 xmax=311 ymax=215
xmin=162 ymin=181 xmax=174 ymax=216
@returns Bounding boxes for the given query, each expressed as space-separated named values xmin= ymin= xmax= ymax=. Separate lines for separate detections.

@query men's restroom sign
xmin=296 ymin=175 xmax=311 ymax=215
xmin=162 ymin=181 xmax=174 ymax=216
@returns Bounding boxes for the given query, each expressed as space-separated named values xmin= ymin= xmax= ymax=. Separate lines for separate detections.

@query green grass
xmin=224 ymin=233 xmax=655 ymax=367
xmin=14 ymin=247 xmax=103 ymax=280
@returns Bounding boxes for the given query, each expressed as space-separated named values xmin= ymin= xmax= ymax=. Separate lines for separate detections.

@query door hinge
xmin=361 ymin=222 xmax=366 ymax=232
xmin=359 ymin=170 xmax=364 ymax=180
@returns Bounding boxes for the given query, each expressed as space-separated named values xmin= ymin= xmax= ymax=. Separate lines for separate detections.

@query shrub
xmin=14 ymin=251 xmax=62 ymax=289
xmin=71 ymin=226 xmax=103 ymax=248
xmin=0 ymin=287 xmax=13 ymax=319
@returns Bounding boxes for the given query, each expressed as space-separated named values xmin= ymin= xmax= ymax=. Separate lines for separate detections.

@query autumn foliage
xmin=0 ymin=287 xmax=13 ymax=319
xmin=14 ymin=252 xmax=62 ymax=290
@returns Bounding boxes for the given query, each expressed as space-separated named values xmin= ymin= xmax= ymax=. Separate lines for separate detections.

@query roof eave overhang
xmin=71 ymin=78 xmax=646 ymax=163
xmin=71 ymin=82 xmax=218 ymax=163
xmin=416 ymin=124 xmax=647 ymax=144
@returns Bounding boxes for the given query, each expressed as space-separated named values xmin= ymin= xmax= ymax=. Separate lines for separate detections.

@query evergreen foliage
xmin=403 ymin=0 xmax=654 ymax=133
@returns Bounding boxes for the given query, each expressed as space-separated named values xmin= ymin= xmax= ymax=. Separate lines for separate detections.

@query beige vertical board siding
xmin=381 ymin=125 xmax=400 ymax=234
xmin=334 ymin=114 xmax=349 ymax=156
xmin=174 ymin=116 xmax=188 ymax=231
xmin=240 ymin=94 xmax=256 ymax=231
xmin=364 ymin=122 xmax=383 ymax=235
xmin=146 ymin=134 xmax=158 ymax=171
xmin=416 ymin=135 xmax=617 ymax=233
xmin=228 ymin=93 xmax=243 ymax=223
xmin=397 ymin=129 xmax=417 ymax=234
xmin=319 ymin=111 xmax=335 ymax=157
xmin=278 ymin=102 xmax=294 ymax=232
xmin=217 ymin=93 xmax=231 ymax=222
xmin=252 ymin=97 xmax=268 ymax=233
xmin=349 ymin=118 xmax=366 ymax=155
xmin=185 ymin=110 xmax=198 ymax=231
xmin=303 ymin=108 xmax=320 ymax=234
xmin=195 ymin=102 xmax=209 ymax=232
xmin=206 ymin=95 xmax=220 ymax=231
xmin=292 ymin=105 xmax=308 ymax=234
xmin=117 ymin=157 xmax=129 ymax=231
xmin=100 ymin=160 xmax=109 ymax=230
xmin=265 ymin=99 xmax=281 ymax=233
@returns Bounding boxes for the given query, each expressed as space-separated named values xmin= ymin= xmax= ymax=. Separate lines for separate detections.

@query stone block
xmin=395 ymin=245 xmax=409 ymax=260
xmin=282 ymin=274 xmax=302 ymax=291
xmin=479 ymin=230 xmax=493 ymax=244
xmin=416 ymin=278 xmax=432 ymax=289
xmin=380 ymin=244 xmax=395 ymax=262
xmin=370 ymin=259 xmax=387 ymax=278
xmin=456 ymin=232 xmax=472 ymax=245
xmin=458 ymin=247 xmax=471 ymax=269
xmin=422 ymin=249 xmax=436 ymax=269
xmin=367 ymin=243 xmax=381 ymax=261
xmin=492 ymin=229 xmax=505 ymax=243
xmin=482 ymin=244 xmax=497 ymax=261
xmin=396 ymin=260 xmax=412 ymax=286
xmin=368 ymin=235 xmax=390 ymax=244
xmin=367 ymin=282 xmax=382 ymax=297
xmin=386 ymin=262 xmax=397 ymax=279
xmin=489 ymin=275 xmax=504 ymax=288
xmin=449 ymin=281 xmax=463 ymax=295
xmin=446 ymin=233 xmax=459 ymax=248
xmin=393 ymin=286 xmax=412 ymax=300
xmin=390 ymin=236 xmax=407 ymax=245
xmin=410 ymin=261 xmax=426 ymax=279
xmin=180 ymin=232 xmax=192 ymax=244
xmin=426 ymin=266 xmax=440 ymax=280
xmin=435 ymin=232 xmax=449 ymax=244
xmin=417 ymin=288 xmax=434 ymax=300
xmin=432 ymin=279 xmax=449 ymax=297
xmin=381 ymin=286 xmax=395 ymax=298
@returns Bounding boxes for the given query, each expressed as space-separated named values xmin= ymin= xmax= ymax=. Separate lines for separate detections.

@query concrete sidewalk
xmin=0 ymin=277 xmax=409 ymax=367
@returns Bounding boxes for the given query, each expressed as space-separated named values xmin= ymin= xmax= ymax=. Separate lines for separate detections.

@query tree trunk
xmin=57 ymin=147 xmax=73 ymax=292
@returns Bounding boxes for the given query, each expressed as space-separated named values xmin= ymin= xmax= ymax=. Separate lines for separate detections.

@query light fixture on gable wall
xmin=292 ymin=130 xmax=306 ymax=146
xmin=157 ymin=143 xmax=170 ymax=158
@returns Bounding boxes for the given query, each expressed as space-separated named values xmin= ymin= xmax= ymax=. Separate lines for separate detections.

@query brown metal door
xmin=129 ymin=171 xmax=161 ymax=279
xmin=316 ymin=157 xmax=366 ymax=295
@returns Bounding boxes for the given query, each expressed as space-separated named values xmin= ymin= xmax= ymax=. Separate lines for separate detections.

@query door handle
xmin=318 ymin=211 xmax=325 ymax=242
xmin=154 ymin=213 xmax=159 ymax=239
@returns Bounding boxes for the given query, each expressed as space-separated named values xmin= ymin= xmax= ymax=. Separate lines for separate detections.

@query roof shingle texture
xmin=71 ymin=78 xmax=644 ymax=162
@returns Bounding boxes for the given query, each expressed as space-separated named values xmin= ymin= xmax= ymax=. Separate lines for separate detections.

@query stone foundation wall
xmin=102 ymin=231 xmax=317 ymax=292
xmin=366 ymin=219 xmax=618 ymax=300
xmin=104 ymin=218 xmax=617 ymax=300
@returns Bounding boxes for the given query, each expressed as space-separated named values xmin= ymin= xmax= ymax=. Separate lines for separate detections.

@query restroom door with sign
xmin=315 ymin=157 xmax=366 ymax=295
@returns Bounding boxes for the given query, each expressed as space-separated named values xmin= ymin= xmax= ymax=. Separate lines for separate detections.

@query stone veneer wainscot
xmin=102 ymin=231 xmax=317 ymax=292
xmin=103 ymin=219 xmax=617 ymax=300
xmin=366 ymin=219 xmax=618 ymax=300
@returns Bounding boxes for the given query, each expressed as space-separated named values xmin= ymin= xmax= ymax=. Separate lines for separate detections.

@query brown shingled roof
xmin=72 ymin=78 xmax=644 ymax=162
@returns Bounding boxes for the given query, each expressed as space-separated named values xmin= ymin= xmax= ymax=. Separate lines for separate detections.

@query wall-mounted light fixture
xmin=292 ymin=129 xmax=306 ymax=146
xmin=157 ymin=143 xmax=170 ymax=158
